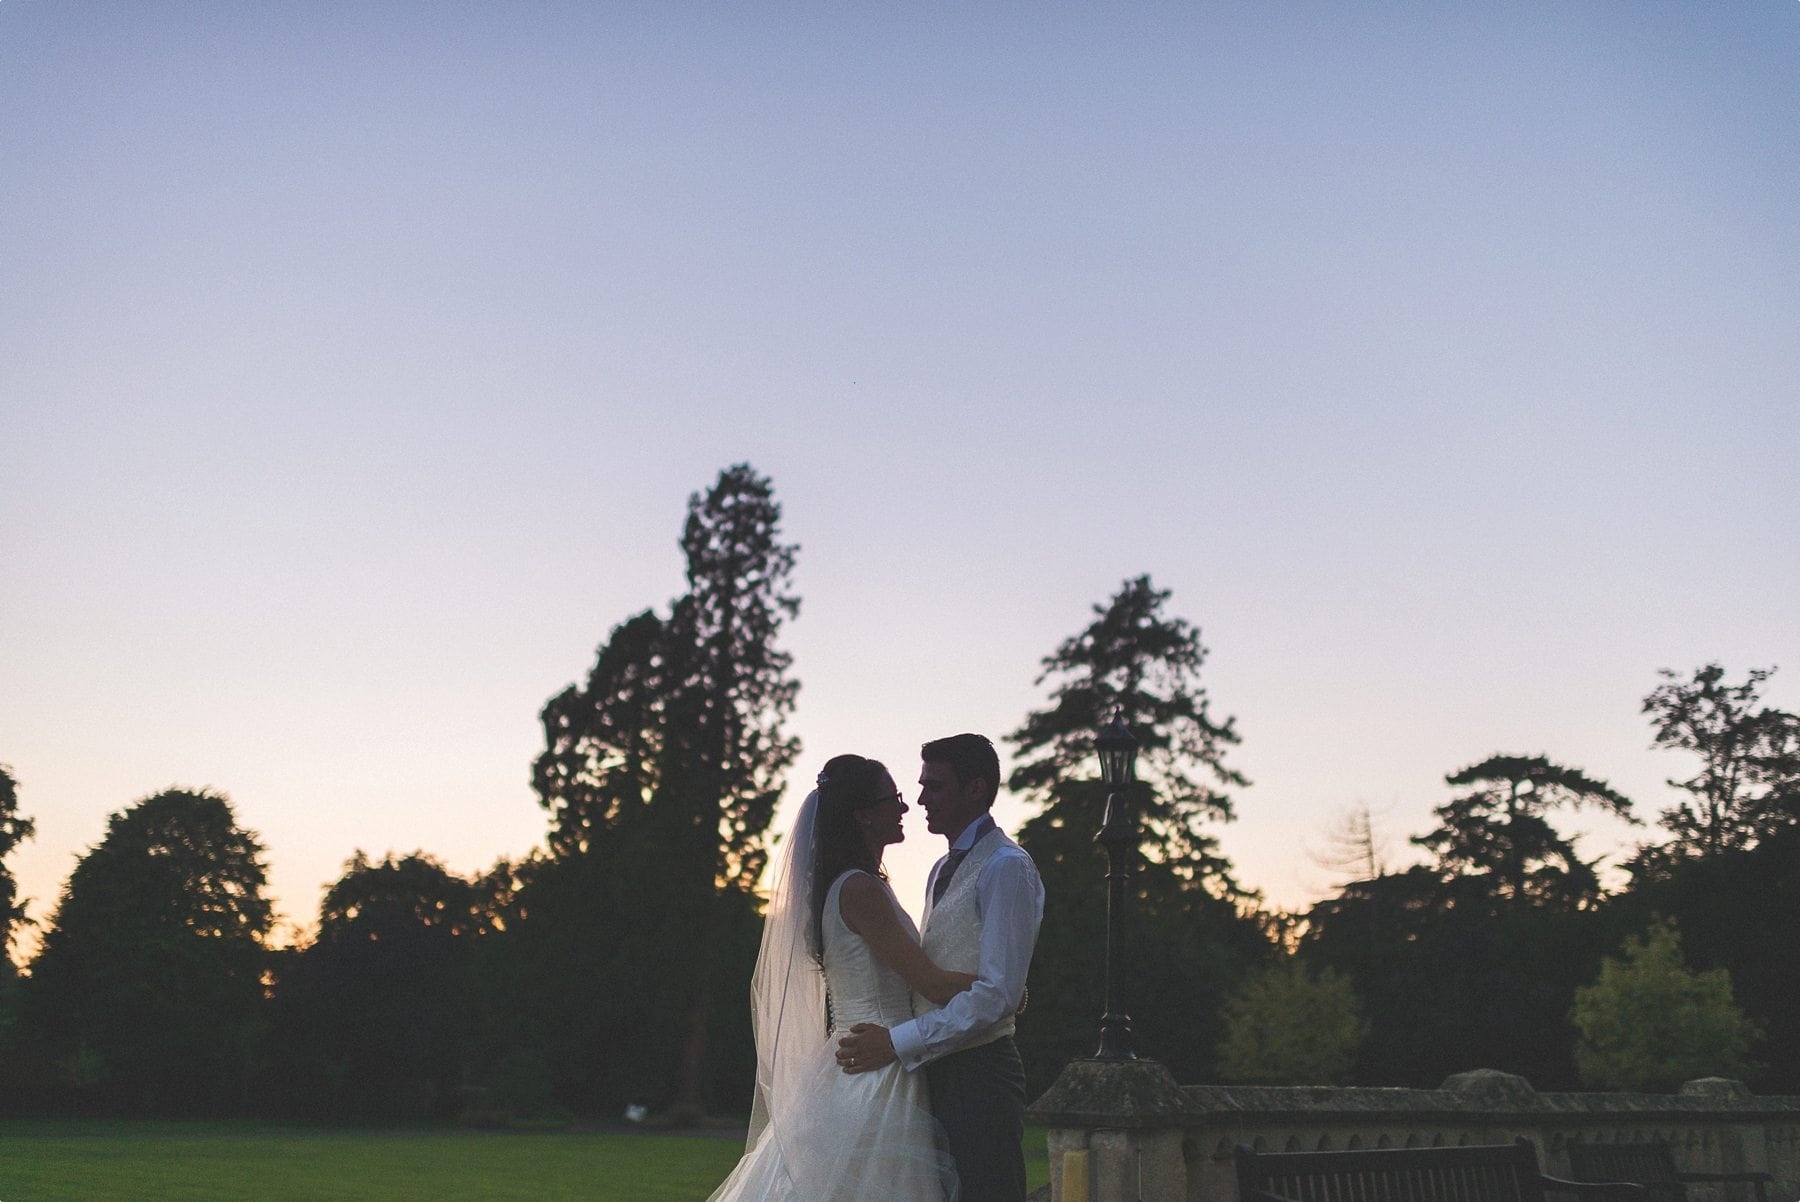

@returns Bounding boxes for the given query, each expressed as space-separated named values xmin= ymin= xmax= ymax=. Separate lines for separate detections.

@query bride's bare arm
xmin=837 ymin=873 xmax=975 ymax=1006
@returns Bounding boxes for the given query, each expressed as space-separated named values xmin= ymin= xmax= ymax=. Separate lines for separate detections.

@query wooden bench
xmin=1235 ymin=1136 xmax=1647 ymax=1202
xmin=1567 ymin=1142 xmax=1773 ymax=1202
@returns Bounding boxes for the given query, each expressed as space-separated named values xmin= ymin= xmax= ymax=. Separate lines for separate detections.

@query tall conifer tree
xmin=1009 ymin=574 xmax=1245 ymax=887
xmin=527 ymin=463 xmax=799 ymax=1119
xmin=1007 ymin=575 xmax=1265 ymax=1085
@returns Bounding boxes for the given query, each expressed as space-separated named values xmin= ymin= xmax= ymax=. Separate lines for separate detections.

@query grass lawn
xmin=0 ymin=1120 xmax=1050 ymax=1200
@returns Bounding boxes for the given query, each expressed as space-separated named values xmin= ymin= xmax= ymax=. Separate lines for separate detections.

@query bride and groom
xmin=708 ymin=734 xmax=1045 ymax=1202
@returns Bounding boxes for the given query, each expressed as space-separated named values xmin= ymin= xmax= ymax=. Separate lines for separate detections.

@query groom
xmin=837 ymin=733 xmax=1045 ymax=1202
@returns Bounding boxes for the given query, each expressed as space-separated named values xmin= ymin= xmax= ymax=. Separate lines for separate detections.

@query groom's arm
xmin=886 ymin=851 xmax=1044 ymax=1072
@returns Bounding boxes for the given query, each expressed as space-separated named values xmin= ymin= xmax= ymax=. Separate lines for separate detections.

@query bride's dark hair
xmin=808 ymin=753 xmax=890 ymax=964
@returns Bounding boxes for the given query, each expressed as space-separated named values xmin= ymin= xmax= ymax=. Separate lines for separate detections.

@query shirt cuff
xmin=889 ymin=1018 xmax=927 ymax=1071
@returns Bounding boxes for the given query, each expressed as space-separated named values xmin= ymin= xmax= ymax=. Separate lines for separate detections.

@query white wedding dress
xmin=708 ymin=868 xmax=958 ymax=1201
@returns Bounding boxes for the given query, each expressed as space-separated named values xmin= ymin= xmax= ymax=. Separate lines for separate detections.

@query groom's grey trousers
xmin=925 ymin=1035 xmax=1028 ymax=1202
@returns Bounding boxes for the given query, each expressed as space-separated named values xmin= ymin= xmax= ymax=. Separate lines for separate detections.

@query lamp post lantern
xmin=1093 ymin=710 xmax=1139 ymax=1061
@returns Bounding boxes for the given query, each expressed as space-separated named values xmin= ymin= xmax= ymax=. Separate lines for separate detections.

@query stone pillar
xmin=1029 ymin=1059 xmax=1189 ymax=1202
xmin=1678 ymin=1078 xmax=1763 ymax=1198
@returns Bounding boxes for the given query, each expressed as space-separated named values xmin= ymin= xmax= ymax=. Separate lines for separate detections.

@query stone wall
xmin=1029 ymin=1062 xmax=1800 ymax=1202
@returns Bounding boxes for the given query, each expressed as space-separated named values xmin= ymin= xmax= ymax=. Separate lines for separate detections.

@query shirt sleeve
xmin=889 ymin=849 xmax=1045 ymax=1071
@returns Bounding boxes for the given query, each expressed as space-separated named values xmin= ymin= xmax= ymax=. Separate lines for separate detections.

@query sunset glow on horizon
xmin=4 ymin=2 xmax=1796 ymax=953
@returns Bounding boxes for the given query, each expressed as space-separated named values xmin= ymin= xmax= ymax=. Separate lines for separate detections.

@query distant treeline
xmin=1 ymin=466 xmax=1795 ymax=1122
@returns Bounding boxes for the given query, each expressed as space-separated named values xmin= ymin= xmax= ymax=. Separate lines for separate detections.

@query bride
xmin=708 ymin=754 xmax=966 ymax=1201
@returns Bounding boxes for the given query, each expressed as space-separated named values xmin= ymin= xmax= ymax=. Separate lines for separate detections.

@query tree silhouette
xmin=0 ymin=764 xmax=34 ymax=968
xmin=1009 ymin=574 xmax=1246 ymax=888
xmin=528 ymin=463 xmax=799 ymax=1121
xmin=20 ymin=788 xmax=271 ymax=1113
xmin=1413 ymin=754 xmax=1634 ymax=908
xmin=1301 ymin=861 xmax=1610 ymax=1089
xmin=660 ymin=462 xmax=802 ymax=895
xmin=1634 ymin=664 xmax=1800 ymax=872
xmin=1607 ymin=819 xmax=1800 ymax=1091
xmin=534 ymin=610 xmax=669 ymax=861
xmin=1310 ymin=801 xmax=1393 ymax=887
xmin=271 ymin=852 xmax=501 ymax=1120
xmin=1007 ymin=575 xmax=1265 ymax=1087
xmin=533 ymin=465 xmax=799 ymax=886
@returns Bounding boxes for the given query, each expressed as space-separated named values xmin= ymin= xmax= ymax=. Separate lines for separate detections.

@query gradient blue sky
xmin=4 ymin=2 xmax=1796 ymax=947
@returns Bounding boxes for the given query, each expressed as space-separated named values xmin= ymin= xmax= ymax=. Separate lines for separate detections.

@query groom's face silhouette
xmin=917 ymin=761 xmax=985 ymax=843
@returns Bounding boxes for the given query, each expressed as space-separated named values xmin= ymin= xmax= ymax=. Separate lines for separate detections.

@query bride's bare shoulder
xmin=836 ymin=869 xmax=881 ymax=901
xmin=836 ymin=871 xmax=896 ymax=931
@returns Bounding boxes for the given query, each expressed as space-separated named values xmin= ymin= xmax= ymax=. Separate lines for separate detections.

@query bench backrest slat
xmin=1238 ymin=1140 xmax=1547 ymax=1202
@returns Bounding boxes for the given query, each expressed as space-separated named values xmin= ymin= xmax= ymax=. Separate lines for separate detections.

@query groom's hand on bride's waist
xmin=836 ymin=1024 xmax=896 ymax=1075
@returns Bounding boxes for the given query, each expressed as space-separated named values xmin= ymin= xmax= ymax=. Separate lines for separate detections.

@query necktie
xmin=931 ymin=847 xmax=970 ymax=905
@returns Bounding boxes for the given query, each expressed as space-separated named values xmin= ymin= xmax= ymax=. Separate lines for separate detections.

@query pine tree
xmin=531 ymin=464 xmax=799 ymax=884
xmin=525 ymin=464 xmax=800 ymax=1120
xmin=658 ymin=464 xmax=800 ymax=1120
xmin=1413 ymin=754 xmax=1633 ymax=909
xmin=1009 ymin=574 xmax=1246 ymax=887
xmin=661 ymin=462 xmax=801 ymax=896
xmin=1007 ymin=575 xmax=1265 ymax=1086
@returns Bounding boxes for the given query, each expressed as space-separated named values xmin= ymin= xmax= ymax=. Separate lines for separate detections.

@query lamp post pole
xmin=1093 ymin=711 xmax=1139 ymax=1062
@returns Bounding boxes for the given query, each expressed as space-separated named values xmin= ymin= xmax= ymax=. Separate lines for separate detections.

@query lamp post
xmin=1093 ymin=710 xmax=1139 ymax=1061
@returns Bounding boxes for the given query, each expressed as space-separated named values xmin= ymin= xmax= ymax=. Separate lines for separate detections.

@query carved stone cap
xmin=1038 ymin=1064 xmax=1800 ymax=1129
xmin=1679 ymin=1077 xmax=1752 ymax=1102
xmin=1441 ymin=1069 xmax=1541 ymax=1108
xmin=1029 ymin=1058 xmax=1188 ymax=1129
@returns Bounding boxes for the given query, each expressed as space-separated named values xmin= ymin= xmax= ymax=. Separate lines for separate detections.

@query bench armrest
xmin=1539 ymin=1175 xmax=1648 ymax=1199
xmin=1673 ymin=1170 xmax=1770 ymax=1202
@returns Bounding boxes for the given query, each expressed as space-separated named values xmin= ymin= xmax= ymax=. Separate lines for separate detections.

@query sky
xmin=4 ymin=2 xmax=1797 ymax=951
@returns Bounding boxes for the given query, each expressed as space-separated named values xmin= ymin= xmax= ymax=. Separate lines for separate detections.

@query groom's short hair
xmin=921 ymin=733 xmax=1000 ymax=809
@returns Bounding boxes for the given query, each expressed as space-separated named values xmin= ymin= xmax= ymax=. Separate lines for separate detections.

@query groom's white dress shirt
xmin=889 ymin=814 xmax=1045 ymax=1072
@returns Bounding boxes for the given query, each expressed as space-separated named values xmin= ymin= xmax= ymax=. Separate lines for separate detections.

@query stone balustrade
xmin=1029 ymin=1061 xmax=1800 ymax=1202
